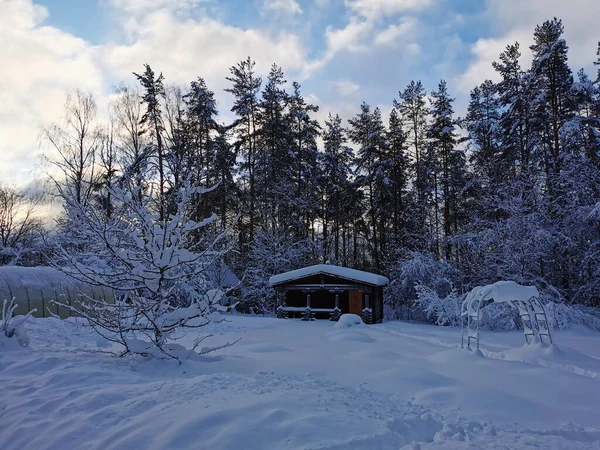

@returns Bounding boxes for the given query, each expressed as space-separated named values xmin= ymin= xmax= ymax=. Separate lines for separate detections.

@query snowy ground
xmin=1 ymin=315 xmax=600 ymax=449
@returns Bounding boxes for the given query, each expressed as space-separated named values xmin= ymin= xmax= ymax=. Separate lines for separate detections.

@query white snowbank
xmin=269 ymin=264 xmax=389 ymax=286
xmin=334 ymin=313 xmax=366 ymax=329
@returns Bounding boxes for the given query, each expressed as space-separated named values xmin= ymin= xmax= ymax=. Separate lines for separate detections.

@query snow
xmin=269 ymin=264 xmax=389 ymax=286
xmin=334 ymin=313 xmax=366 ymax=328
xmin=1 ymin=316 xmax=600 ymax=449
xmin=466 ymin=280 xmax=540 ymax=305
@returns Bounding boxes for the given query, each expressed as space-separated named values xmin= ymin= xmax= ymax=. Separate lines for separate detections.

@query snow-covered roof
xmin=269 ymin=264 xmax=389 ymax=287
xmin=467 ymin=281 xmax=539 ymax=304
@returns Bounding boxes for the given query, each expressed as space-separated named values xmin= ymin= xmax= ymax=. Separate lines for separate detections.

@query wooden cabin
xmin=269 ymin=264 xmax=389 ymax=324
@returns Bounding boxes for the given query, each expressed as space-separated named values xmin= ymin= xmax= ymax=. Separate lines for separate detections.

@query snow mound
xmin=329 ymin=315 xmax=373 ymax=342
xmin=334 ymin=314 xmax=366 ymax=329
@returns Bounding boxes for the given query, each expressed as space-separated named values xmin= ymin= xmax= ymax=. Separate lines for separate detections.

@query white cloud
xmin=374 ymin=17 xmax=417 ymax=46
xmin=325 ymin=18 xmax=372 ymax=54
xmin=263 ymin=0 xmax=302 ymax=15
xmin=302 ymin=2 xmax=434 ymax=78
xmin=102 ymin=10 xmax=307 ymax=92
xmin=457 ymin=0 xmax=600 ymax=92
xmin=108 ymin=0 xmax=204 ymax=16
xmin=345 ymin=0 xmax=435 ymax=20
xmin=301 ymin=17 xmax=372 ymax=77
xmin=332 ymin=80 xmax=360 ymax=97
xmin=0 ymin=0 xmax=104 ymax=185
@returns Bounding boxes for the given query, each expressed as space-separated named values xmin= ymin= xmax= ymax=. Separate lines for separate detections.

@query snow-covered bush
xmin=385 ymin=251 xmax=461 ymax=321
xmin=1 ymin=299 xmax=35 ymax=348
xmin=478 ymin=302 xmax=521 ymax=331
xmin=545 ymin=302 xmax=600 ymax=331
xmin=414 ymin=284 xmax=461 ymax=327
xmin=53 ymin=177 xmax=235 ymax=359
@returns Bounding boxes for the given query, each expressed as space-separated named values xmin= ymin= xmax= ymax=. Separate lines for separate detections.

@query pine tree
xmin=225 ymin=57 xmax=262 ymax=248
xmin=395 ymin=81 xmax=427 ymax=203
xmin=257 ymin=64 xmax=290 ymax=232
xmin=319 ymin=114 xmax=355 ymax=262
xmin=348 ymin=103 xmax=387 ymax=269
xmin=287 ymin=81 xmax=321 ymax=239
xmin=427 ymin=80 xmax=464 ymax=259
xmin=134 ymin=64 xmax=167 ymax=221
xmin=386 ymin=109 xmax=409 ymax=250
xmin=182 ymin=78 xmax=219 ymax=224
xmin=394 ymin=81 xmax=429 ymax=254
xmin=530 ymin=18 xmax=574 ymax=178
xmin=465 ymin=80 xmax=502 ymax=181
xmin=492 ymin=43 xmax=536 ymax=171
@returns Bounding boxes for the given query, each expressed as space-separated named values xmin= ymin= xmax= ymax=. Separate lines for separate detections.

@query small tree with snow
xmin=53 ymin=176 xmax=234 ymax=359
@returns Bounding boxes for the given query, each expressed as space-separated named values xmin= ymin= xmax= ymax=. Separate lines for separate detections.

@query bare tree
xmin=42 ymin=90 xmax=101 ymax=205
xmin=110 ymin=84 xmax=148 ymax=183
xmin=93 ymin=119 xmax=120 ymax=218
xmin=0 ymin=185 xmax=44 ymax=265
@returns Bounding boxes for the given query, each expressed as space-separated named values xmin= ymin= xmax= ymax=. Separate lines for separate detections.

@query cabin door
xmin=349 ymin=290 xmax=362 ymax=315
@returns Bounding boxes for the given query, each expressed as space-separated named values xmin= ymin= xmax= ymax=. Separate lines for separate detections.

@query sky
xmin=1 ymin=0 xmax=599 ymax=187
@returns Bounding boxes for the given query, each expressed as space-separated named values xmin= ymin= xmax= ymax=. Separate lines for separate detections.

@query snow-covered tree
xmin=134 ymin=64 xmax=168 ymax=221
xmin=241 ymin=229 xmax=316 ymax=314
xmin=348 ymin=103 xmax=388 ymax=269
xmin=385 ymin=251 xmax=460 ymax=320
xmin=318 ymin=114 xmax=355 ymax=263
xmin=225 ymin=57 xmax=262 ymax=249
xmin=426 ymin=80 xmax=465 ymax=259
xmin=286 ymin=81 xmax=321 ymax=240
xmin=53 ymin=176 xmax=233 ymax=359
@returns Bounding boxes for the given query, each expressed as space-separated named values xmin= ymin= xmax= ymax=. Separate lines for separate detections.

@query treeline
xmin=2 ymin=18 xmax=599 ymax=314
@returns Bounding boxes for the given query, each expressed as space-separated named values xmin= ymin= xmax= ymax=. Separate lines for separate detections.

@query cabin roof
xmin=269 ymin=264 xmax=389 ymax=287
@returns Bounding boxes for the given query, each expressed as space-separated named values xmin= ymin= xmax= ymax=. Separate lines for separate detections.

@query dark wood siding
xmin=373 ymin=288 xmax=383 ymax=323
xmin=286 ymin=290 xmax=349 ymax=311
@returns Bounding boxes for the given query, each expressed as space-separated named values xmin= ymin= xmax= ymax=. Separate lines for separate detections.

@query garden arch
xmin=461 ymin=281 xmax=552 ymax=350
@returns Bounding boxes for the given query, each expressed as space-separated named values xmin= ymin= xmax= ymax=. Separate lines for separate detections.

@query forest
xmin=2 ymin=17 xmax=599 ymax=324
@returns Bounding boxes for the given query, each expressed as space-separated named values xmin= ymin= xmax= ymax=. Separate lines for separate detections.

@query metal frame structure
xmin=461 ymin=282 xmax=553 ymax=350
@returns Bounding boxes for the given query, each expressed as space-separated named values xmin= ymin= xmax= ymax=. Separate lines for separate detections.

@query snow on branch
xmin=52 ymin=175 xmax=235 ymax=360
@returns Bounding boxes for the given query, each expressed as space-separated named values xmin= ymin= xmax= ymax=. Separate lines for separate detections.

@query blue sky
xmin=2 ymin=0 xmax=599 ymax=186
